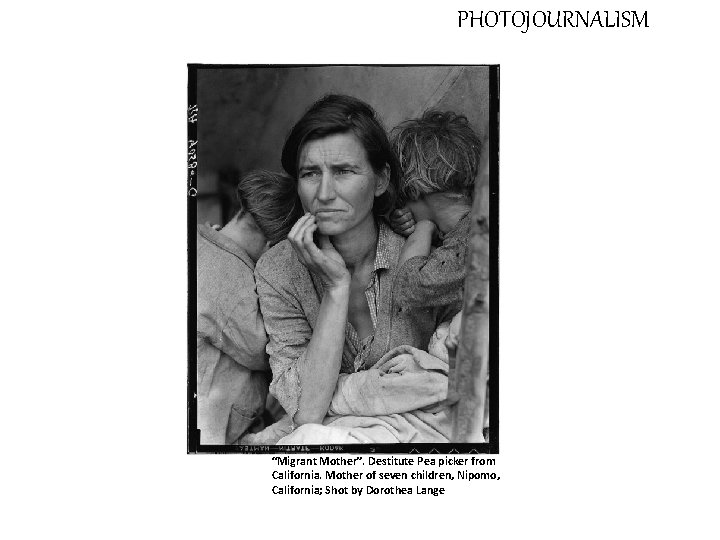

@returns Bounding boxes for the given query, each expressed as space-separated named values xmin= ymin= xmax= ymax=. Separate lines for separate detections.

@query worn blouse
xmin=255 ymin=221 xmax=453 ymax=422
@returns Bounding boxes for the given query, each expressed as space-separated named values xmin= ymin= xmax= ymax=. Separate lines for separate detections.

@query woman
xmin=255 ymin=95 xmax=456 ymax=429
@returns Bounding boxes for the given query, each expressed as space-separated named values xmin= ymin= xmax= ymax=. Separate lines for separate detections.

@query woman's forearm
xmin=294 ymin=284 xmax=350 ymax=425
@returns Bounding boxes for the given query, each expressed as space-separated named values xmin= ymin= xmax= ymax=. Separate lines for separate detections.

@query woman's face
xmin=297 ymin=132 xmax=388 ymax=237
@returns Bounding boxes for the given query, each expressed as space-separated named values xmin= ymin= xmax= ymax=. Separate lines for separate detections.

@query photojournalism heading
xmin=458 ymin=10 xmax=649 ymax=33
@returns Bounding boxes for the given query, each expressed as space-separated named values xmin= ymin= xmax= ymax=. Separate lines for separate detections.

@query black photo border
xmin=187 ymin=64 xmax=499 ymax=454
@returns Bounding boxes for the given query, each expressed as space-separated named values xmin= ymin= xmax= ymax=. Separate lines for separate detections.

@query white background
xmin=2 ymin=1 xmax=719 ymax=538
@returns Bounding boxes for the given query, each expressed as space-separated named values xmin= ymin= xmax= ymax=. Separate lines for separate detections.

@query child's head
xmin=233 ymin=169 xmax=303 ymax=250
xmin=391 ymin=110 xmax=483 ymax=204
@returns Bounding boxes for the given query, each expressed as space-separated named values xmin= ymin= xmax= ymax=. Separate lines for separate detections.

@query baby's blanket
xmin=274 ymin=345 xmax=452 ymax=444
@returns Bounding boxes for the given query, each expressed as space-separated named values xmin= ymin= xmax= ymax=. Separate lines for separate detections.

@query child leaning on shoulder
xmin=390 ymin=111 xmax=489 ymax=441
xmin=196 ymin=170 xmax=302 ymax=445
xmin=389 ymin=110 xmax=483 ymax=318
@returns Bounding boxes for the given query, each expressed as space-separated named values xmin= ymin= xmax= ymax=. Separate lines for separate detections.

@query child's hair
xmin=391 ymin=110 xmax=483 ymax=202
xmin=234 ymin=169 xmax=303 ymax=245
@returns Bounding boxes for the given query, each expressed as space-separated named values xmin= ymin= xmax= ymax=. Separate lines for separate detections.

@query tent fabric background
xmin=195 ymin=66 xmax=490 ymax=224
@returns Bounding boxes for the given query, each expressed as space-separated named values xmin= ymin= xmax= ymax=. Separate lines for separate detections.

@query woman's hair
xmin=281 ymin=94 xmax=400 ymax=219
xmin=391 ymin=110 xmax=483 ymax=202
xmin=235 ymin=169 xmax=303 ymax=246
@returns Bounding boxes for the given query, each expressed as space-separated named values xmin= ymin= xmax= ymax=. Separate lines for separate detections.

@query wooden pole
xmin=449 ymin=155 xmax=491 ymax=443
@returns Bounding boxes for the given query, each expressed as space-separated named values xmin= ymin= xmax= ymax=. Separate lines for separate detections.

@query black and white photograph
xmin=6 ymin=1 xmax=720 ymax=537
xmin=188 ymin=65 xmax=498 ymax=451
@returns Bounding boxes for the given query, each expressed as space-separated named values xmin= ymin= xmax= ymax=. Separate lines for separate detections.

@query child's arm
xmin=398 ymin=220 xmax=437 ymax=266
xmin=394 ymin=213 xmax=471 ymax=311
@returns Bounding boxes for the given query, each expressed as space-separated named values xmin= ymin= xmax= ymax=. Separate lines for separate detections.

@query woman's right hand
xmin=288 ymin=213 xmax=350 ymax=289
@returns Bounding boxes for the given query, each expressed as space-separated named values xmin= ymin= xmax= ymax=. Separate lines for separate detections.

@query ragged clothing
xmin=243 ymin=345 xmax=452 ymax=445
xmin=255 ymin=221 xmax=455 ymax=424
xmin=327 ymin=345 xmax=449 ymax=417
xmin=196 ymin=225 xmax=270 ymax=445
xmin=393 ymin=212 xmax=470 ymax=315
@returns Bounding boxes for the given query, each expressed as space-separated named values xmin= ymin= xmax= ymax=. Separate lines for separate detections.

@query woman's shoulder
xmin=255 ymin=239 xmax=305 ymax=283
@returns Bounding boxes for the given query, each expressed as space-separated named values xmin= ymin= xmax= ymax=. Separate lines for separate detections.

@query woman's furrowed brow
xmin=330 ymin=162 xmax=359 ymax=169
xmin=299 ymin=160 xmax=360 ymax=171
xmin=298 ymin=164 xmax=321 ymax=173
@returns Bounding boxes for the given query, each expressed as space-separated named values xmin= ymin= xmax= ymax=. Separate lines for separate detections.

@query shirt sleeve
xmin=393 ymin=215 xmax=470 ymax=311
xmin=254 ymin=267 xmax=312 ymax=422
